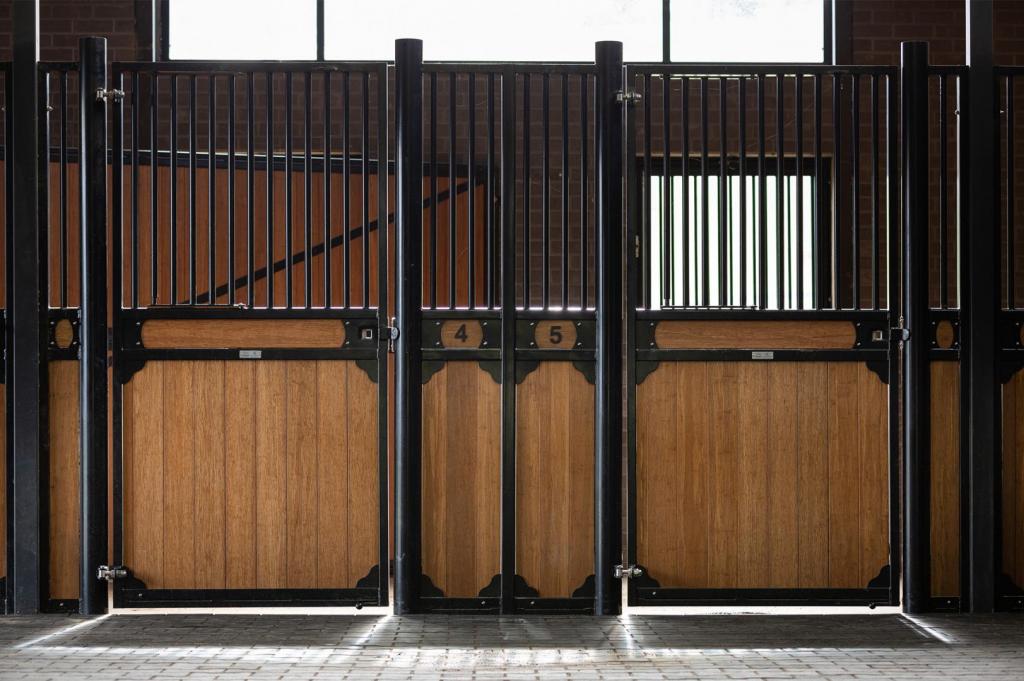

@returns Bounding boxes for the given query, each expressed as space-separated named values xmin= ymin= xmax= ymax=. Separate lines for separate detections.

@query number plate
xmin=439 ymin=320 xmax=484 ymax=348
xmin=533 ymin=320 xmax=578 ymax=349
xmin=751 ymin=351 xmax=774 ymax=360
xmin=239 ymin=349 xmax=262 ymax=359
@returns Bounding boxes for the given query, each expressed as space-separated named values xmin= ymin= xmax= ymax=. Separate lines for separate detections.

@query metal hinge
xmin=386 ymin=318 xmax=400 ymax=353
xmin=95 ymin=88 xmax=125 ymax=103
xmin=97 ymin=565 xmax=128 ymax=582
xmin=614 ymin=564 xmax=644 ymax=579
xmin=616 ymin=89 xmax=642 ymax=105
xmin=892 ymin=326 xmax=910 ymax=342
xmin=634 ymin=235 xmax=640 ymax=258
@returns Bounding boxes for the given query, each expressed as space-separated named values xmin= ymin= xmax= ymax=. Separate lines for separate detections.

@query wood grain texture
xmin=516 ymin=362 xmax=594 ymax=597
xmin=636 ymin=361 xmax=888 ymax=589
xmin=422 ymin=361 xmax=501 ymax=597
xmin=141 ymin=319 xmax=346 ymax=349
xmin=930 ymin=361 xmax=960 ymax=599
xmin=654 ymin=321 xmax=856 ymax=350
xmin=1006 ymin=370 xmax=1024 ymax=591
xmin=122 ymin=360 xmax=378 ymax=590
xmin=48 ymin=361 xmax=80 ymax=600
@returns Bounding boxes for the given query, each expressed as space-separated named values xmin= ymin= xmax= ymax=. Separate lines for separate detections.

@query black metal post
xmin=9 ymin=0 xmax=46 ymax=615
xmin=594 ymin=40 xmax=624 ymax=616
xmin=965 ymin=0 xmax=997 ymax=614
xmin=394 ymin=38 xmax=423 ymax=616
xmin=78 ymin=37 xmax=109 ymax=616
xmin=901 ymin=41 xmax=931 ymax=615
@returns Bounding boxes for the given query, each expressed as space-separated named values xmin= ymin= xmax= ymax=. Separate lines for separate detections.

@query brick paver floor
xmin=1 ymin=613 xmax=1022 ymax=679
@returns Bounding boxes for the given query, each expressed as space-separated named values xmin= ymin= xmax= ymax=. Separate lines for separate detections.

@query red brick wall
xmin=0 ymin=0 xmax=149 ymax=62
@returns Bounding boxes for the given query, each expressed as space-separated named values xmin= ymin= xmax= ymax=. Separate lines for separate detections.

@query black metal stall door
xmin=623 ymin=62 xmax=901 ymax=607
xmin=106 ymin=60 xmax=390 ymax=608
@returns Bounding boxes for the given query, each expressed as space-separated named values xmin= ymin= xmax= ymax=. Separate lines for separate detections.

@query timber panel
xmin=1002 ymin=369 xmax=1024 ymax=593
xmin=516 ymin=362 xmax=594 ymax=598
xmin=636 ymin=361 xmax=888 ymax=589
xmin=930 ymin=361 xmax=960 ymax=599
xmin=421 ymin=361 xmax=501 ymax=597
xmin=122 ymin=360 xmax=378 ymax=590
xmin=141 ymin=319 xmax=346 ymax=349
xmin=654 ymin=321 xmax=857 ymax=350
xmin=49 ymin=361 xmax=80 ymax=601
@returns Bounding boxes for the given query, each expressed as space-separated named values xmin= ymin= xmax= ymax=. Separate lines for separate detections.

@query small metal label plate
xmin=239 ymin=349 xmax=262 ymax=359
xmin=751 ymin=351 xmax=774 ymax=360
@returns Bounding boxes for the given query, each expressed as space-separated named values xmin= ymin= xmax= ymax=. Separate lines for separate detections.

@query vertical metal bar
xmin=10 ymin=0 xmax=46 ymax=611
xmin=394 ymin=38 xmax=423 ymax=615
xmin=448 ymin=72 xmax=456 ymax=309
xmin=814 ymin=74 xmax=822 ymax=309
xmin=871 ymin=74 xmax=880 ymax=310
xmin=487 ymin=72 xmax=495 ymax=308
xmin=901 ymin=41 xmax=931 ymax=615
xmin=680 ymin=76 xmax=689 ymax=306
xmin=361 ymin=72 xmax=369 ymax=308
xmin=79 ymin=36 xmax=109 ymax=615
xmin=595 ymin=40 xmax=624 ymax=616
xmin=285 ymin=72 xmax=293 ymax=308
xmin=739 ymin=77 xmax=747 ymax=308
xmin=886 ymin=68 xmax=901 ymax=607
xmin=775 ymin=75 xmax=784 ymax=309
xmin=373 ymin=67 xmax=390 ymax=605
xmin=324 ymin=71 xmax=332 ymax=308
xmin=304 ymin=72 xmax=312 ymax=308
xmin=59 ymin=71 xmax=68 ymax=308
xmin=228 ymin=75 xmax=236 ymax=305
xmin=523 ymin=73 xmax=532 ymax=307
xmin=940 ymin=74 xmax=949 ymax=309
xmin=719 ymin=77 xmax=728 ymax=306
xmin=1005 ymin=76 xmax=1013 ymax=309
xmin=543 ymin=73 xmax=550 ymax=308
xmin=561 ymin=74 xmax=569 ymax=309
xmin=581 ymin=75 xmax=589 ymax=308
xmin=643 ymin=74 xmax=652 ymax=307
xmin=852 ymin=74 xmax=860 ymax=309
xmin=150 ymin=73 xmax=158 ymax=305
xmin=832 ymin=73 xmax=842 ymax=309
xmin=247 ymin=72 xmax=255 ymax=308
xmin=757 ymin=75 xmax=766 ymax=309
xmin=663 ymin=74 xmax=673 ymax=305
xmin=965 ymin=0 xmax=998 ymax=614
xmin=343 ymin=71 xmax=350 ymax=307
xmin=208 ymin=75 xmax=216 ymax=304
xmin=499 ymin=65 xmax=517 ymax=614
xmin=700 ymin=77 xmax=709 ymax=306
xmin=266 ymin=71 xmax=274 ymax=308
xmin=469 ymin=73 xmax=476 ymax=309
xmin=189 ymin=74 xmax=196 ymax=304
xmin=131 ymin=72 xmax=139 ymax=309
xmin=430 ymin=72 xmax=437 ymax=309
xmin=795 ymin=74 xmax=804 ymax=310
xmin=170 ymin=74 xmax=178 ymax=303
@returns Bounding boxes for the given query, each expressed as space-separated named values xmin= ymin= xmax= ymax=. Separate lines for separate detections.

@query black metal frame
xmin=106 ymin=58 xmax=391 ymax=609
xmin=0 ymin=60 xmax=11 ymax=615
xmin=623 ymin=59 xmax=901 ymax=609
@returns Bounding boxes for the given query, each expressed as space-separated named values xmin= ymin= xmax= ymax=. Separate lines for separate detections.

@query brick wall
xmin=0 ymin=0 xmax=149 ymax=62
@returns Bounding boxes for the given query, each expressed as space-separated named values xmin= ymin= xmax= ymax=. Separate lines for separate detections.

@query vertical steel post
xmin=594 ymin=41 xmax=624 ymax=616
xmin=965 ymin=0 xmax=997 ymax=614
xmin=901 ymin=41 xmax=931 ymax=614
xmin=9 ymin=0 xmax=46 ymax=615
xmin=394 ymin=38 xmax=423 ymax=616
xmin=78 ymin=37 xmax=109 ymax=616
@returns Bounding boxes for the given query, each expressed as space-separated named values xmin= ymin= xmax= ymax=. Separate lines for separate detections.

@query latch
xmin=616 ymin=89 xmax=642 ymax=105
xmin=95 ymin=88 xmax=125 ymax=103
xmin=614 ymin=564 xmax=644 ymax=579
xmin=386 ymin=317 xmax=400 ymax=353
xmin=892 ymin=327 xmax=910 ymax=342
xmin=97 ymin=565 xmax=128 ymax=582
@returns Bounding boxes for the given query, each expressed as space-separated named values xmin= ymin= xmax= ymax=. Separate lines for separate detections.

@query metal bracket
xmin=613 ymin=564 xmax=644 ymax=579
xmin=892 ymin=326 xmax=911 ymax=342
xmin=97 ymin=565 xmax=128 ymax=582
xmin=387 ymin=318 xmax=400 ymax=353
xmin=95 ymin=88 xmax=125 ymax=103
xmin=615 ymin=89 xmax=642 ymax=105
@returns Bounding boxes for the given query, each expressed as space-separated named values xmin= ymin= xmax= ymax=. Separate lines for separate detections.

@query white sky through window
xmin=168 ymin=0 xmax=317 ymax=60
xmin=670 ymin=0 xmax=825 ymax=62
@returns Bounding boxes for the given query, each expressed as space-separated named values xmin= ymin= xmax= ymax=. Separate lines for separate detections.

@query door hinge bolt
xmin=95 ymin=88 xmax=125 ymax=103
xmin=97 ymin=565 xmax=128 ymax=582
xmin=387 ymin=318 xmax=400 ymax=353
xmin=614 ymin=564 xmax=643 ymax=579
xmin=616 ymin=89 xmax=642 ymax=105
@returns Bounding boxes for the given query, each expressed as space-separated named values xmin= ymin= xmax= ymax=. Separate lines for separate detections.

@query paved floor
xmin=0 ymin=613 xmax=1022 ymax=680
